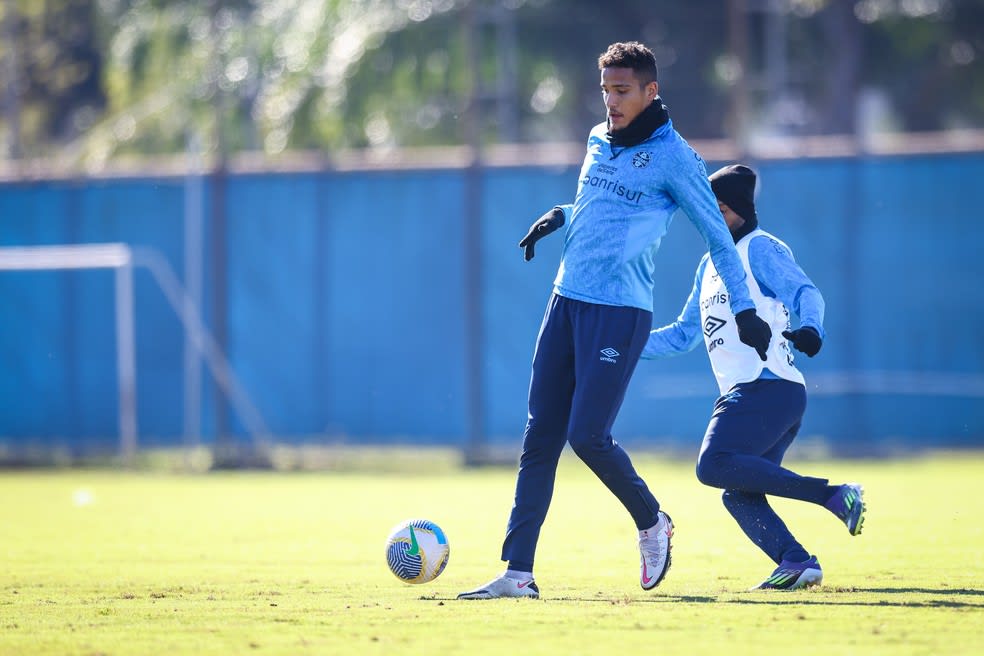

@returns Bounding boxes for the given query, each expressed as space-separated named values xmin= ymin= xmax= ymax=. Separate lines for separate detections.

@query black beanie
xmin=709 ymin=164 xmax=757 ymax=222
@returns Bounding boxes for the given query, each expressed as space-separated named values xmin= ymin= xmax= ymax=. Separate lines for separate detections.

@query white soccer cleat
xmin=639 ymin=511 xmax=673 ymax=590
xmin=456 ymin=574 xmax=540 ymax=600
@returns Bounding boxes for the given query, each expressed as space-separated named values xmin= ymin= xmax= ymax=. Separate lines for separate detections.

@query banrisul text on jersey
xmin=552 ymin=120 xmax=753 ymax=314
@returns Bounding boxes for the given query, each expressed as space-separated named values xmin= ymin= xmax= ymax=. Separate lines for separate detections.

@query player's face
xmin=719 ymin=200 xmax=746 ymax=233
xmin=601 ymin=67 xmax=658 ymax=131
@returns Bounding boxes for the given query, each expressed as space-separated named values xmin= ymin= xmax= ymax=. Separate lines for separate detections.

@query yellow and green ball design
xmin=385 ymin=519 xmax=450 ymax=584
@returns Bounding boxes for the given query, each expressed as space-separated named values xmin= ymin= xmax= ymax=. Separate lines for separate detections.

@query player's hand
xmin=519 ymin=207 xmax=565 ymax=261
xmin=735 ymin=309 xmax=772 ymax=361
xmin=782 ymin=326 xmax=822 ymax=357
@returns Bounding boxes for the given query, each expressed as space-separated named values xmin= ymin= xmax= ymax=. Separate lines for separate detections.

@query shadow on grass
xmin=423 ymin=588 xmax=984 ymax=609
xmin=851 ymin=587 xmax=984 ymax=597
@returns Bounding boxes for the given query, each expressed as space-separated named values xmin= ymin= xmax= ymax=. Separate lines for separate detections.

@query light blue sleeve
xmin=662 ymin=145 xmax=755 ymax=315
xmin=748 ymin=236 xmax=826 ymax=339
xmin=641 ymin=256 xmax=707 ymax=359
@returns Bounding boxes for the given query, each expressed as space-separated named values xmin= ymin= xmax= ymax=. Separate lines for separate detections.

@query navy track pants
xmin=500 ymin=294 xmax=661 ymax=571
xmin=697 ymin=378 xmax=831 ymax=564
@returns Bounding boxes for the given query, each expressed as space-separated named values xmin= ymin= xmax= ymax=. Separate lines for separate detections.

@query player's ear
xmin=647 ymin=81 xmax=659 ymax=101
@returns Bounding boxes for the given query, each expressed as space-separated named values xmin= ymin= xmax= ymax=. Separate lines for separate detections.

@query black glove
xmin=519 ymin=207 xmax=565 ymax=261
xmin=734 ymin=309 xmax=772 ymax=361
xmin=782 ymin=326 xmax=822 ymax=357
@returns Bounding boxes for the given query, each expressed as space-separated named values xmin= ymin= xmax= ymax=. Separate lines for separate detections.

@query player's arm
xmin=664 ymin=148 xmax=771 ymax=359
xmin=518 ymin=204 xmax=572 ymax=261
xmin=748 ymin=236 xmax=825 ymax=356
xmin=748 ymin=237 xmax=825 ymax=335
xmin=663 ymin=150 xmax=754 ymax=315
xmin=642 ymin=257 xmax=706 ymax=360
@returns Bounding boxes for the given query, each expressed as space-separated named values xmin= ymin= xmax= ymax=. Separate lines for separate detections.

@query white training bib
xmin=699 ymin=229 xmax=804 ymax=394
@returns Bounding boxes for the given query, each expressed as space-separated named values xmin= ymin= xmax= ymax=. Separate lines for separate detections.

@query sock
xmin=505 ymin=568 xmax=533 ymax=582
xmin=780 ymin=548 xmax=811 ymax=564
xmin=639 ymin=515 xmax=662 ymax=536
xmin=823 ymin=484 xmax=845 ymax=512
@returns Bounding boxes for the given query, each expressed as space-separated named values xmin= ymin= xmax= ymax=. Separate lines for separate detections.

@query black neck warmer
xmin=731 ymin=216 xmax=759 ymax=244
xmin=608 ymin=96 xmax=670 ymax=148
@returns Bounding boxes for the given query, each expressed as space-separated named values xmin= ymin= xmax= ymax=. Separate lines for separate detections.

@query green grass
xmin=1 ymin=451 xmax=983 ymax=655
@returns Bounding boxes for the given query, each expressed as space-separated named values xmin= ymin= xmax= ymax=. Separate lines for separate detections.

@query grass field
xmin=1 ymin=450 xmax=982 ymax=655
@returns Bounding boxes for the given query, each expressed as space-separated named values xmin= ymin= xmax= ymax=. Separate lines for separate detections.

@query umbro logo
xmin=600 ymin=347 xmax=620 ymax=363
xmin=703 ymin=316 xmax=726 ymax=337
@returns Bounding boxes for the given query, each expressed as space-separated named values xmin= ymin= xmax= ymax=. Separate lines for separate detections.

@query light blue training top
xmin=552 ymin=119 xmax=755 ymax=315
xmin=642 ymin=233 xmax=826 ymax=360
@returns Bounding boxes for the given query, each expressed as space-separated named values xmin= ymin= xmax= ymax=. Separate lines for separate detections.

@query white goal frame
xmin=0 ymin=243 xmax=270 ymax=464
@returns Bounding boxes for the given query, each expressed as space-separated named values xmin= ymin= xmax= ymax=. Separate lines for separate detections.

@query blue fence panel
xmin=481 ymin=165 xmax=581 ymax=439
xmin=0 ymin=178 xmax=188 ymax=449
xmin=80 ymin=179 xmax=187 ymax=444
xmin=848 ymin=155 xmax=983 ymax=444
xmin=221 ymin=172 xmax=323 ymax=437
xmin=0 ymin=152 xmax=982 ymax=451
xmin=317 ymin=170 xmax=468 ymax=440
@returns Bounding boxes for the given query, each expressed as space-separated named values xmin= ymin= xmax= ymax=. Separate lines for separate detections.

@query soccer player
xmin=642 ymin=163 xmax=866 ymax=590
xmin=457 ymin=42 xmax=773 ymax=600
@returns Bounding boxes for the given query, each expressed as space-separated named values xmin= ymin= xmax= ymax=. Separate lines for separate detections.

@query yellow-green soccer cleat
xmin=825 ymin=483 xmax=866 ymax=536
xmin=752 ymin=556 xmax=823 ymax=590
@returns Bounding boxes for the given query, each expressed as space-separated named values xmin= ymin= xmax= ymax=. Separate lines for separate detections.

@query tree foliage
xmin=0 ymin=0 xmax=981 ymax=165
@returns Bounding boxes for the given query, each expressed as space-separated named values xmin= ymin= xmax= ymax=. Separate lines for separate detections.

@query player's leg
xmin=759 ymin=414 xmax=866 ymax=535
xmin=730 ymin=479 xmax=824 ymax=591
xmin=500 ymin=294 xmax=577 ymax=569
xmin=562 ymin=300 xmax=672 ymax=589
xmin=700 ymin=382 xmax=823 ymax=589
xmin=697 ymin=379 xmax=866 ymax=535
xmin=721 ymin=488 xmax=810 ymax=565
xmin=695 ymin=379 xmax=834 ymax=504
xmin=565 ymin=301 xmax=659 ymax=527
xmin=719 ymin=466 xmax=823 ymax=589
xmin=458 ymin=294 xmax=572 ymax=600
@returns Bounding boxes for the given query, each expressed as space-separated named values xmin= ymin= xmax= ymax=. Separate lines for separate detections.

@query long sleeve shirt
xmin=643 ymin=232 xmax=825 ymax=360
xmin=552 ymin=120 xmax=755 ymax=315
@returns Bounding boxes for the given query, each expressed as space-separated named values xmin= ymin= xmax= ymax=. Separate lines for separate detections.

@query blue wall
xmin=1 ymin=153 xmax=982 ymax=452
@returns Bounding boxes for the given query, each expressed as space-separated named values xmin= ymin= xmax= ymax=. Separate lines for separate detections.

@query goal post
xmin=0 ymin=244 xmax=137 ymax=462
xmin=0 ymin=243 xmax=271 ymax=465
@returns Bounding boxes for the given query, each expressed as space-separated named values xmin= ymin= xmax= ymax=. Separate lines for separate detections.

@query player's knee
xmin=695 ymin=450 xmax=729 ymax=488
xmin=567 ymin=430 xmax=607 ymax=458
xmin=568 ymin=437 xmax=597 ymax=463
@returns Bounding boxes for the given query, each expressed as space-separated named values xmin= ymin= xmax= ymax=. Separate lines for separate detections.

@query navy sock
xmin=780 ymin=548 xmax=811 ymax=564
xmin=822 ymin=484 xmax=843 ymax=507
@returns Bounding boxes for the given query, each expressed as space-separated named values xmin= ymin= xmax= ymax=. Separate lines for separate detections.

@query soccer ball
xmin=385 ymin=519 xmax=450 ymax=584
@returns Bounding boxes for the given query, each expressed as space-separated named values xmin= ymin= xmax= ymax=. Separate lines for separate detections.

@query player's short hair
xmin=597 ymin=42 xmax=658 ymax=84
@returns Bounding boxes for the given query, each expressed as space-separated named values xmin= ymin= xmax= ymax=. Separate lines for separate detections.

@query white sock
xmin=505 ymin=568 xmax=533 ymax=582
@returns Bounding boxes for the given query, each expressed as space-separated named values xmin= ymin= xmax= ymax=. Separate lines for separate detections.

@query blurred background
xmin=0 ymin=0 xmax=982 ymax=467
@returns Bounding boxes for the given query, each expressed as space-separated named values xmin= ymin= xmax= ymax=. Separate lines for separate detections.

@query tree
xmin=2 ymin=0 xmax=105 ymax=159
xmin=1 ymin=0 xmax=981 ymax=165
